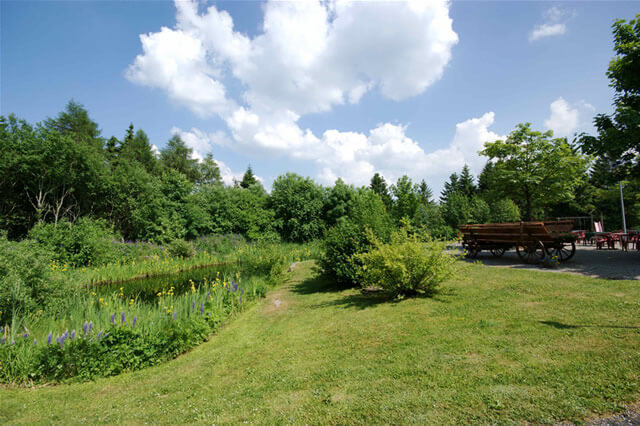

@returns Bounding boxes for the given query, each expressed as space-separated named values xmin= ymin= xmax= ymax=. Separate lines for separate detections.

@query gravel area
xmin=462 ymin=244 xmax=640 ymax=280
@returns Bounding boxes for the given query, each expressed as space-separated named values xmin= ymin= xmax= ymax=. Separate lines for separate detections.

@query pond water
xmin=91 ymin=263 xmax=240 ymax=303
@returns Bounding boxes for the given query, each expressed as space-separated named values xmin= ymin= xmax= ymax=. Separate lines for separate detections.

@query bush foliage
xmin=357 ymin=225 xmax=459 ymax=297
xmin=28 ymin=218 xmax=118 ymax=266
xmin=0 ymin=235 xmax=75 ymax=324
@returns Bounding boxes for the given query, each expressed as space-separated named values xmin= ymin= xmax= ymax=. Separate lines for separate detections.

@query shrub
xmin=166 ymin=239 xmax=195 ymax=258
xmin=319 ymin=189 xmax=393 ymax=286
xmin=0 ymin=235 xmax=75 ymax=323
xmin=28 ymin=217 xmax=118 ymax=266
xmin=357 ymin=225 xmax=459 ymax=297
xmin=319 ymin=221 xmax=370 ymax=286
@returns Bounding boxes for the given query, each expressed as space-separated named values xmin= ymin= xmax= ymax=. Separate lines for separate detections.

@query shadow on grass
xmin=540 ymin=320 xmax=640 ymax=329
xmin=291 ymin=266 xmax=455 ymax=310
xmin=290 ymin=270 xmax=350 ymax=295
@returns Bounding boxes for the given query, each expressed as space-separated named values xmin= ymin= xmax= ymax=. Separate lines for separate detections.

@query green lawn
xmin=2 ymin=261 xmax=640 ymax=424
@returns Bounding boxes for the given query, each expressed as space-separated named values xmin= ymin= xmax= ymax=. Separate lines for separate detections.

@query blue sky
xmin=2 ymin=1 xmax=638 ymax=194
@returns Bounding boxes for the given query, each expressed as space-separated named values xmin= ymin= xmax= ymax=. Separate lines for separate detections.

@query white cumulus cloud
xmin=544 ymin=97 xmax=595 ymax=138
xmin=127 ymin=0 xmax=466 ymax=192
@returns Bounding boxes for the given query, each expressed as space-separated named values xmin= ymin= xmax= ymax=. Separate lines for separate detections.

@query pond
xmin=91 ymin=263 xmax=240 ymax=303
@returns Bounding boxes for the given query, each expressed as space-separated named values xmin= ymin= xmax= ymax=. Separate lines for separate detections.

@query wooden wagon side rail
xmin=458 ymin=220 xmax=576 ymax=264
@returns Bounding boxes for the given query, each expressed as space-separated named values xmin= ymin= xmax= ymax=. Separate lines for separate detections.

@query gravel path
xmin=463 ymin=244 xmax=640 ymax=280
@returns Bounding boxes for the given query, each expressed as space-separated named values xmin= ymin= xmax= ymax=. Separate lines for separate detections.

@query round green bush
xmin=357 ymin=227 xmax=459 ymax=297
xmin=166 ymin=239 xmax=195 ymax=258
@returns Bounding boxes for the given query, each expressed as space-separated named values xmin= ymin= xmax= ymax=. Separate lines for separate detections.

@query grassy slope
xmin=2 ymin=261 xmax=640 ymax=424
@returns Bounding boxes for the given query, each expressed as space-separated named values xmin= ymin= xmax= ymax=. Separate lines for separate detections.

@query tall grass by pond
xmin=0 ymin=237 xmax=321 ymax=384
xmin=59 ymin=238 xmax=320 ymax=286
xmin=1 ymin=268 xmax=264 ymax=383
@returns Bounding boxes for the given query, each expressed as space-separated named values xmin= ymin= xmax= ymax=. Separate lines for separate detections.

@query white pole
xmin=620 ymin=181 xmax=627 ymax=233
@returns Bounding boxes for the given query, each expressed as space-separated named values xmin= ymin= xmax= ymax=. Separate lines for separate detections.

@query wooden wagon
xmin=458 ymin=221 xmax=576 ymax=264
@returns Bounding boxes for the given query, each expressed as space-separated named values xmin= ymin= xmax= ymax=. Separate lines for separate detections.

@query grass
xmin=2 ymin=261 xmax=640 ymax=424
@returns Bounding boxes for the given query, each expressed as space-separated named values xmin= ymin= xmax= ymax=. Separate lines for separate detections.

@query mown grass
xmin=2 ymin=261 xmax=639 ymax=424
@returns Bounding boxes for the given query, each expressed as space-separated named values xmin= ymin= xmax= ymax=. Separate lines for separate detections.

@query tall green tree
xmin=323 ymin=178 xmax=356 ymax=226
xmin=391 ymin=175 xmax=420 ymax=223
xmin=0 ymin=114 xmax=106 ymax=237
xmin=161 ymin=135 xmax=201 ymax=183
xmin=481 ymin=123 xmax=588 ymax=220
xmin=417 ymin=179 xmax=434 ymax=205
xmin=439 ymin=173 xmax=460 ymax=204
xmin=579 ymin=14 xmax=640 ymax=178
xmin=196 ymin=154 xmax=222 ymax=186
xmin=44 ymin=100 xmax=104 ymax=151
xmin=121 ymin=127 xmax=158 ymax=175
xmin=369 ymin=172 xmax=392 ymax=210
xmin=458 ymin=165 xmax=477 ymax=199
xmin=239 ymin=166 xmax=258 ymax=189
xmin=270 ymin=173 xmax=325 ymax=242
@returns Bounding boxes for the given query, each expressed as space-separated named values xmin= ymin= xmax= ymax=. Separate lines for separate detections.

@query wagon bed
xmin=458 ymin=221 xmax=576 ymax=264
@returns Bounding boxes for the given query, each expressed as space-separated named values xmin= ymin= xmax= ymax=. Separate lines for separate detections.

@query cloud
xmin=529 ymin=6 xmax=573 ymax=42
xmin=544 ymin=97 xmax=595 ymax=138
xmin=529 ymin=23 xmax=566 ymax=42
xmin=175 ymin=112 xmax=503 ymax=196
xmin=128 ymin=0 xmax=466 ymax=192
xmin=127 ymin=0 xmax=458 ymax=130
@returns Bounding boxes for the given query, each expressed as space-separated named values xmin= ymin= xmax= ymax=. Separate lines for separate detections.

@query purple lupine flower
xmin=111 ymin=313 xmax=116 ymax=324
xmin=121 ymin=311 xmax=126 ymax=324
xmin=70 ymin=330 xmax=76 ymax=341
xmin=97 ymin=331 xmax=103 ymax=342
xmin=23 ymin=333 xmax=28 ymax=339
xmin=232 ymin=281 xmax=238 ymax=292
xmin=200 ymin=302 xmax=204 ymax=316
xmin=132 ymin=315 xmax=137 ymax=327
xmin=89 ymin=321 xmax=93 ymax=332
xmin=192 ymin=300 xmax=196 ymax=311
xmin=1 ymin=336 xmax=5 ymax=344
xmin=47 ymin=332 xmax=53 ymax=345
xmin=56 ymin=336 xmax=60 ymax=344
xmin=172 ymin=311 xmax=177 ymax=320
xmin=83 ymin=321 xmax=89 ymax=336
xmin=63 ymin=330 xmax=69 ymax=340
xmin=11 ymin=340 xmax=15 ymax=345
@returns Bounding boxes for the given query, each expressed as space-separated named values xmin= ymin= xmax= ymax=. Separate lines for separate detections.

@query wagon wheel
xmin=490 ymin=248 xmax=506 ymax=257
xmin=516 ymin=240 xmax=545 ymax=264
xmin=464 ymin=241 xmax=480 ymax=258
xmin=545 ymin=241 xmax=576 ymax=262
